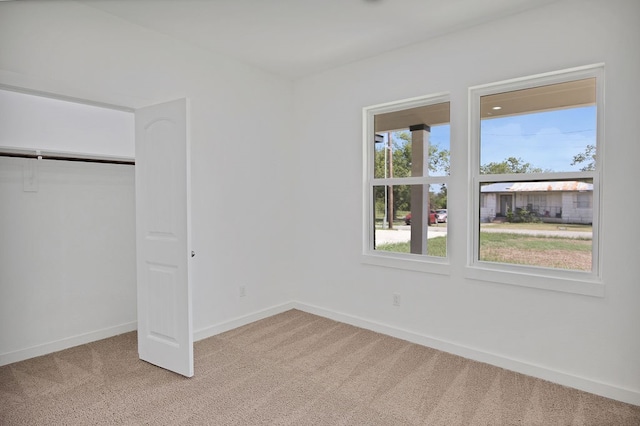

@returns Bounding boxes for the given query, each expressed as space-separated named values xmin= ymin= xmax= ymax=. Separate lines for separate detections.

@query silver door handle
xmin=191 ymin=251 xmax=195 ymax=258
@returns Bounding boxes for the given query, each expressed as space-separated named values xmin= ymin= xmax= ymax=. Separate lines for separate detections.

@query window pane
xmin=479 ymin=179 xmax=593 ymax=271
xmin=372 ymin=131 xmax=416 ymax=179
xmin=480 ymin=79 xmax=596 ymax=174
xmin=429 ymin=124 xmax=450 ymax=177
xmin=373 ymin=184 xmax=447 ymax=257
xmin=373 ymin=102 xmax=450 ymax=178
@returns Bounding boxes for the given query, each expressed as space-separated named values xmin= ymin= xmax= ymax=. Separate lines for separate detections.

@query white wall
xmin=0 ymin=89 xmax=134 ymax=158
xmin=0 ymin=88 xmax=136 ymax=365
xmin=2 ymin=0 xmax=638 ymax=406
xmin=292 ymin=0 xmax=640 ymax=404
xmin=0 ymin=0 xmax=296 ymax=358
xmin=0 ymin=157 xmax=136 ymax=364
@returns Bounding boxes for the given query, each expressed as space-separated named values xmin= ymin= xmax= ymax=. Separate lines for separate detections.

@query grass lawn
xmin=479 ymin=232 xmax=591 ymax=271
xmin=376 ymin=236 xmax=447 ymax=257
xmin=375 ymin=231 xmax=592 ymax=271
xmin=374 ymin=211 xmax=409 ymax=229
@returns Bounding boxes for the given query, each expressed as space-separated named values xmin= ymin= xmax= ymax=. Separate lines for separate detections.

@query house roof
xmin=481 ymin=181 xmax=593 ymax=193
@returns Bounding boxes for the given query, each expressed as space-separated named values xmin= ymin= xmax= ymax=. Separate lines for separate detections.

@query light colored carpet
xmin=1 ymin=309 xmax=639 ymax=425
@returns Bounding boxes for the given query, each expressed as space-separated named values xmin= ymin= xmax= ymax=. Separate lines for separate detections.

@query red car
xmin=404 ymin=210 xmax=436 ymax=225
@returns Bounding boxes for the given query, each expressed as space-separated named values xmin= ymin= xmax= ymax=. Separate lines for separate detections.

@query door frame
xmin=499 ymin=194 xmax=513 ymax=217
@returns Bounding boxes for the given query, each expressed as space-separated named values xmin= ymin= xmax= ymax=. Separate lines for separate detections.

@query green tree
xmin=391 ymin=132 xmax=413 ymax=215
xmin=480 ymin=156 xmax=542 ymax=174
xmin=429 ymin=145 xmax=450 ymax=175
xmin=393 ymin=131 xmax=451 ymax=176
xmin=430 ymin=184 xmax=447 ymax=210
xmin=571 ymin=144 xmax=596 ymax=171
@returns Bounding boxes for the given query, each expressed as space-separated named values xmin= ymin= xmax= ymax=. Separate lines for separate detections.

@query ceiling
xmin=375 ymin=102 xmax=450 ymax=132
xmin=480 ymin=78 xmax=596 ymax=119
xmin=79 ymin=0 xmax=561 ymax=80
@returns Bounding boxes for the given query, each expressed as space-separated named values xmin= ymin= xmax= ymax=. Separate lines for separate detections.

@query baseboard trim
xmin=294 ymin=302 xmax=640 ymax=407
xmin=0 ymin=321 xmax=137 ymax=367
xmin=193 ymin=302 xmax=296 ymax=342
xmin=4 ymin=303 xmax=637 ymax=406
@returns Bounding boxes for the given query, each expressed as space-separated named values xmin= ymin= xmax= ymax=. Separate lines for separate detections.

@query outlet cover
xmin=393 ymin=293 xmax=401 ymax=306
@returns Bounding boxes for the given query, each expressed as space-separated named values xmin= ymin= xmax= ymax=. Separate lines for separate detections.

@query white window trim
xmin=466 ymin=64 xmax=605 ymax=297
xmin=362 ymin=93 xmax=451 ymax=274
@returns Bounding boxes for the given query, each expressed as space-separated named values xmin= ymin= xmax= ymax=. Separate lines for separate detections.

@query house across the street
xmin=480 ymin=181 xmax=593 ymax=224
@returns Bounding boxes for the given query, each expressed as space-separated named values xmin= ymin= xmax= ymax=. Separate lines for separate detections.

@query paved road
xmin=375 ymin=224 xmax=591 ymax=245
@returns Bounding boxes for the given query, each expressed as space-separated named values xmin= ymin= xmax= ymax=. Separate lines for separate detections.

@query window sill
xmin=361 ymin=252 xmax=450 ymax=275
xmin=464 ymin=264 xmax=604 ymax=297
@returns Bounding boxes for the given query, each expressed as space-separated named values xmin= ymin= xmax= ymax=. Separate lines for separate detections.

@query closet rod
xmin=0 ymin=150 xmax=134 ymax=166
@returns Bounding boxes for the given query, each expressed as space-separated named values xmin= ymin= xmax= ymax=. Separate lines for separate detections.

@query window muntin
xmin=364 ymin=95 xmax=450 ymax=264
xmin=471 ymin=66 xmax=602 ymax=281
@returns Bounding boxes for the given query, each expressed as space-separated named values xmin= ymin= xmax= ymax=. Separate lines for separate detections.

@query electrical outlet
xmin=239 ymin=286 xmax=246 ymax=297
xmin=393 ymin=293 xmax=401 ymax=306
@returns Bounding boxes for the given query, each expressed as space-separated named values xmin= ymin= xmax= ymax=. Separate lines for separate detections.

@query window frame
xmin=362 ymin=93 xmax=451 ymax=274
xmin=466 ymin=64 xmax=605 ymax=297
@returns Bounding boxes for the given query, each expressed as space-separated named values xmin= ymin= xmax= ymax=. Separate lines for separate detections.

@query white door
xmin=135 ymin=98 xmax=193 ymax=377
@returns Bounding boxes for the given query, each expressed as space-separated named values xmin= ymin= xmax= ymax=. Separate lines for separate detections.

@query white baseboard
xmin=4 ymin=303 xmax=637 ymax=407
xmin=0 ymin=321 xmax=137 ymax=367
xmin=1 ymin=302 xmax=297 ymax=367
xmin=193 ymin=301 xmax=296 ymax=342
xmin=294 ymin=302 xmax=640 ymax=407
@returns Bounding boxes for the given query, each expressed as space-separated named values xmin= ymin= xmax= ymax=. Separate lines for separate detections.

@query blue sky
xmin=430 ymin=124 xmax=450 ymax=151
xmin=480 ymin=106 xmax=596 ymax=172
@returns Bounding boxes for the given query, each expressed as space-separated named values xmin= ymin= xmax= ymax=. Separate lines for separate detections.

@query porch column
xmin=409 ymin=124 xmax=430 ymax=254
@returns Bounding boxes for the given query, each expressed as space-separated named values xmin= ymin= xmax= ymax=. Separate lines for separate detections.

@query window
xmin=469 ymin=65 xmax=603 ymax=294
xmin=363 ymin=94 xmax=450 ymax=272
xmin=526 ymin=195 xmax=547 ymax=216
xmin=577 ymin=193 xmax=591 ymax=209
xmin=480 ymin=193 xmax=488 ymax=208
